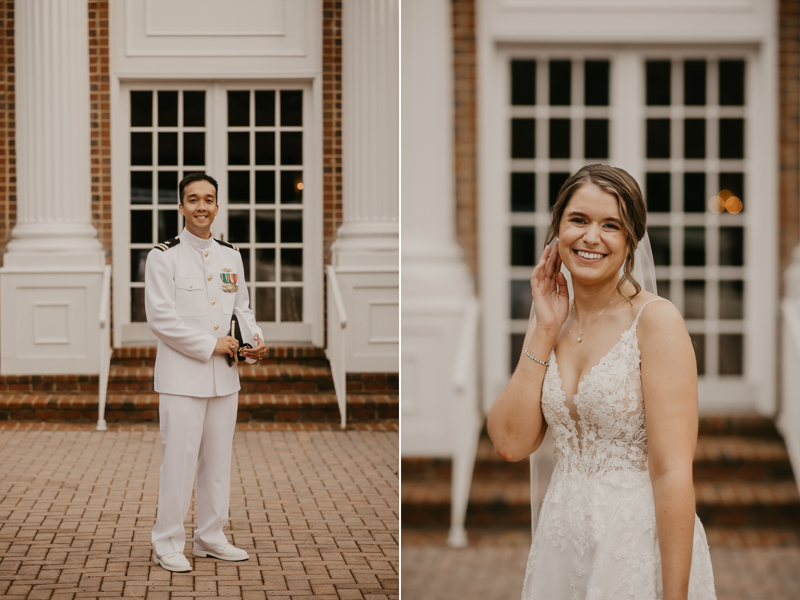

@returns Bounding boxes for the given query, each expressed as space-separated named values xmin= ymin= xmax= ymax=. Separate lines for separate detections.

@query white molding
xmin=144 ymin=0 xmax=286 ymax=37
xmin=499 ymin=0 xmax=754 ymax=11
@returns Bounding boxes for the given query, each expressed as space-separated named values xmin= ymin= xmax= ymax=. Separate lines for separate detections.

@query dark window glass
xmin=646 ymin=172 xmax=670 ymax=212
xmin=131 ymin=288 xmax=146 ymax=322
xmin=649 ymin=226 xmax=671 ymax=266
xmin=646 ymin=60 xmax=671 ymax=106
xmin=228 ymin=132 xmax=250 ymax=165
xmin=511 ymin=226 xmax=536 ymax=266
xmin=240 ymin=248 xmax=251 ymax=280
xmin=256 ymin=171 xmax=277 ymax=204
xmin=511 ymin=172 xmax=536 ymax=212
xmin=656 ymin=279 xmax=671 ymax=302
xmin=684 ymin=227 xmax=706 ymax=266
xmin=281 ymin=287 xmax=303 ymax=322
xmin=511 ymin=60 xmax=537 ymax=106
xmin=130 ymin=211 xmax=152 ymax=244
xmin=692 ymin=334 xmax=706 ymax=375
xmin=280 ymin=171 xmax=303 ymax=204
xmin=131 ymin=171 xmax=152 ymax=204
xmin=158 ymin=171 xmax=178 ymax=205
xmin=683 ymin=60 xmax=707 ymax=106
xmin=158 ymin=132 xmax=178 ymax=166
xmin=720 ymin=280 xmax=744 ymax=319
xmin=256 ymin=132 xmax=276 ymax=165
xmin=719 ymin=227 xmax=744 ymax=266
xmin=584 ymin=60 xmax=610 ymax=106
xmin=281 ymin=249 xmax=303 ymax=282
xmin=130 ymin=91 xmax=152 ymax=127
xmin=584 ymin=119 xmax=608 ymax=159
xmin=183 ymin=132 xmax=205 ymax=166
xmin=183 ymin=91 xmax=205 ymax=127
xmin=281 ymin=210 xmax=303 ymax=243
xmin=684 ymin=119 xmax=706 ymax=159
xmin=646 ymin=119 xmax=670 ymax=158
xmin=228 ymin=210 xmax=250 ymax=243
xmin=280 ymin=90 xmax=303 ymax=126
xmin=719 ymin=60 xmax=745 ymax=106
xmin=130 ymin=132 xmax=152 ymax=166
xmin=511 ymin=119 xmax=535 ymax=159
xmin=280 ymin=132 xmax=302 ymax=165
xmin=719 ymin=172 xmax=744 ymax=213
xmin=256 ymin=248 xmax=275 ymax=282
xmin=549 ymin=119 xmax=571 ymax=159
xmin=683 ymin=280 xmax=706 ymax=319
xmin=255 ymin=210 xmax=275 ymax=243
xmin=228 ymin=171 xmax=249 ymax=204
xmin=549 ymin=172 xmax=570 ymax=207
xmin=255 ymin=91 xmax=276 ymax=126
xmin=157 ymin=209 xmax=178 ymax=241
xmin=228 ymin=91 xmax=249 ymax=126
xmin=684 ymin=172 xmax=706 ymax=213
xmin=157 ymin=91 xmax=178 ymax=127
xmin=510 ymin=333 xmax=525 ymax=373
xmin=719 ymin=334 xmax=744 ymax=375
xmin=256 ymin=287 xmax=276 ymax=321
xmin=549 ymin=60 xmax=571 ymax=106
xmin=510 ymin=280 xmax=532 ymax=320
xmin=719 ymin=119 xmax=744 ymax=159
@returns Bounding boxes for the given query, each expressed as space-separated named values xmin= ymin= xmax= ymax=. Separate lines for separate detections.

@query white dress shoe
xmin=153 ymin=551 xmax=191 ymax=572
xmin=193 ymin=543 xmax=249 ymax=561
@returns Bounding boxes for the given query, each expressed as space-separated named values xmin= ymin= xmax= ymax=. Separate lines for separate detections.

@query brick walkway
xmin=401 ymin=529 xmax=800 ymax=600
xmin=0 ymin=424 xmax=398 ymax=599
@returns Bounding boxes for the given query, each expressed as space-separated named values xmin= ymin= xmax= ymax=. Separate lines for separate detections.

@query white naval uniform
xmin=144 ymin=228 xmax=262 ymax=558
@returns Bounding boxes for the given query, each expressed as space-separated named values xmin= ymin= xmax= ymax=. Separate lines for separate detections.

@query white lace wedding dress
xmin=521 ymin=299 xmax=717 ymax=599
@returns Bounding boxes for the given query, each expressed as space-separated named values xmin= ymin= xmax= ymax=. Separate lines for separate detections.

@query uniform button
xmin=214 ymin=325 xmax=219 ymax=331
xmin=204 ymin=252 xmax=208 ymax=257
xmin=189 ymin=285 xmax=193 ymax=289
xmin=211 ymin=301 xmax=216 ymax=306
xmin=207 ymin=276 xmax=212 ymax=281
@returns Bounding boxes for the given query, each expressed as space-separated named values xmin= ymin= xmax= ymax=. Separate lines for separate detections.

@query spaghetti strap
xmin=633 ymin=297 xmax=667 ymax=327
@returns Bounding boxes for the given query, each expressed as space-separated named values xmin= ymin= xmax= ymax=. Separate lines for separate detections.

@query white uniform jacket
xmin=144 ymin=228 xmax=263 ymax=398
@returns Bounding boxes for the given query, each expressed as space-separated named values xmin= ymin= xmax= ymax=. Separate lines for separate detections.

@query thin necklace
xmin=573 ymin=296 xmax=616 ymax=342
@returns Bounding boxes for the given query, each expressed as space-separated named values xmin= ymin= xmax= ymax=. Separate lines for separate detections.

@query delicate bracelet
xmin=524 ymin=348 xmax=550 ymax=366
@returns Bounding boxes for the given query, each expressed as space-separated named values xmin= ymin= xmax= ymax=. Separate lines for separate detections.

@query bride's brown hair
xmin=544 ymin=164 xmax=647 ymax=305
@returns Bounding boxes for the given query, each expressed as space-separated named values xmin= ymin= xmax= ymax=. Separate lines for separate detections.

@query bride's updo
xmin=545 ymin=164 xmax=647 ymax=304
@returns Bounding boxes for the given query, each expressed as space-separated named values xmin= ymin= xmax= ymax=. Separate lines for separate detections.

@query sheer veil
xmin=528 ymin=233 xmax=658 ymax=535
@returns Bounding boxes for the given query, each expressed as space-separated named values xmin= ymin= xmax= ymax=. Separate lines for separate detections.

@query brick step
xmin=112 ymin=345 xmax=329 ymax=367
xmin=0 ymin=392 xmax=398 ymax=424
xmin=697 ymin=414 xmax=782 ymax=438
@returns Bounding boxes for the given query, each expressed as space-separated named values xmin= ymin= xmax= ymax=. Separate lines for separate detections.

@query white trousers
xmin=151 ymin=392 xmax=238 ymax=557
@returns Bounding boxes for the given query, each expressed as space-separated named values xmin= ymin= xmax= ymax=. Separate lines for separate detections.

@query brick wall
xmin=780 ymin=0 xmax=800 ymax=285
xmin=0 ymin=1 xmax=14 ymax=268
xmin=322 ymin=1 xmax=343 ymax=267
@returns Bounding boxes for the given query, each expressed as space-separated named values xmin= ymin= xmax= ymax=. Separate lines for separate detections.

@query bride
xmin=488 ymin=165 xmax=717 ymax=599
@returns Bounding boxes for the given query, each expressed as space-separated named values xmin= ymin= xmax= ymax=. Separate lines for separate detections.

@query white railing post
xmin=96 ymin=264 xmax=112 ymax=431
xmin=326 ymin=266 xmax=348 ymax=428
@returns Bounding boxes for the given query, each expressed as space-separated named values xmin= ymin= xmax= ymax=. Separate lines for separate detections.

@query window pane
xmin=646 ymin=172 xmax=670 ymax=212
xmin=228 ymin=171 xmax=249 ymax=204
xmin=158 ymin=132 xmax=178 ymax=166
xmin=692 ymin=334 xmax=706 ymax=376
xmin=280 ymin=132 xmax=302 ymax=165
xmin=256 ymin=171 xmax=276 ymax=204
xmin=130 ymin=249 xmax=150 ymax=282
xmin=510 ymin=333 xmax=525 ymax=374
xmin=549 ymin=172 xmax=569 ymax=207
xmin=646 ymin=60 xmax=671 ymax=106
xmin=228 ymin=132 xmax=250 ymax=165
xmin=683 ymin=60 xmax=707 ymax=106
xmin=649 ymin=226 xmax=671 ymax=266
xmin=281 ymin=288 xmax=303 ymax=322
xmin=656 ymin=279 xmax=671 ymax=302
xmin=281 ymin=210 xmax=303 ymax=243
xmin=280 ymin=171 xmax=303 ymax=204
xmin=281 ymin=249 xmax=303 ymax=282
xmin=229 ymin=210 xmax=250 ymax=243
xmin=719 ymin=119 xmax=744 ymax=159
xmin=130 ymin=288 xmax=146 ymax=322
xmin=646 ymin=119 xmax=670 ymax=158
xmin=549 ymin=119 xmax=570 ymax=159
xmin=256 ymin=132 xmax=276 ymax=165
xmin=157 ymin=210 xmax=178 ymax=241
xmin=131 ymin=171 xmax=152 ymax=204
xmin=256 ymin=287 xmax=275 ymax=322
xmin=684 ymin=227 xmax=705 ymax=266
xmin=131 ymin=132 xmax=152 ymax=166
xmin=719 ymin=227 xmax=744 ymax=266
xmin=683 ymin=172 xmax=706 ymax=213
xmin=255 ymin=249 xmax=275 ymax=281
xmin=719 ymin=172 xmax=744 ymax=213
xmin=683 ymin=280 xmax=705 ymax=319
xmin=183 ymin=91 xmax=205 ymax=127
xmin=584 ymin=119 xmax=608 ymax=159
xmin=511 ymin=280 xmax=532 ymax=319
xmin=684 ymin=119 xmax=706 ymax=159
xmin=719 ymin=334 xmax=744 ymax=375
xmin=130 ymin=210 xmax=152 ymax=244
xmin=549 ymin=60 xmax=571 ymax=106
xmin=158 ymin=91 xmax=178 ymax=127
xmin=511 ymin=226 xmax=535 ymax=266
xmin=720 ymin=280 xmax=744 ymax=319
xmin=511 ymin=60 xmax=537 ymax=106
xmin=228 ymin=91 xmax=249 ymax=126
xmin=240 ymin=248 xmax=250 ymax=280
xmin=584 ymin=60 xmax=609 ymax=106
xmin=255 ymin=91 xmax=276 ymax=126
xmin=131 ymin=91 xmax=152 ymax=127
xmin=255 ymin=210 xmax=275 ymax=243
xmin=511 ymin=172 xmax=536 ymax=212
xmin=158 ymin=171 xmax=178 ymax=205
xmin=280 ymin=90 xmax=303 ymax=126
xmin=183 ymin=132 xmax=205 ymax=166
xmin=511 ymin=119 xmax=535 ymax=159
xmin=719 ymin=60 xmax=745 ymax=106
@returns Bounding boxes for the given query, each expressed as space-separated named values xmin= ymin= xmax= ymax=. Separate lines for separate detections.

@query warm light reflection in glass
xmin=297 ymin=182 xmax=304 ymax=190
xmin=708 ymin=189 xmax=741 ymax=213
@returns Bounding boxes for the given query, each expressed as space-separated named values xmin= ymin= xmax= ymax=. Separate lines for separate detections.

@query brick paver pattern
xmin=0 ymin=425 xmax=398 ymax=599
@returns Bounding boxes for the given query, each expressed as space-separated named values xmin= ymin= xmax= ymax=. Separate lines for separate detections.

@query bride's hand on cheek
xmin=530 ymin=244 xmax=570 ymax=334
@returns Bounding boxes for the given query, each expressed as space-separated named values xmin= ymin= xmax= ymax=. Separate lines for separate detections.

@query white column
xmin=5 ymin=0 xmax=103 ymax=266
xmin=333 ymin=0 xmax=399 ymax=268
